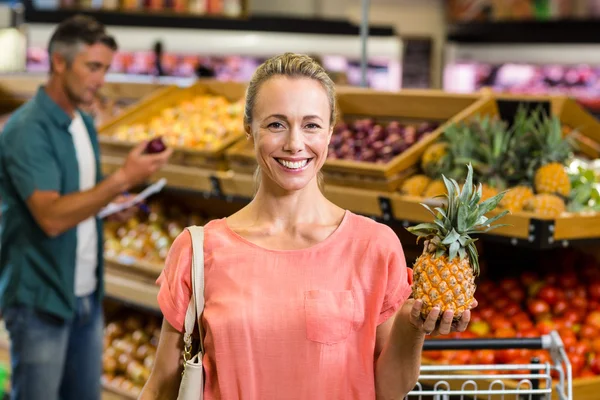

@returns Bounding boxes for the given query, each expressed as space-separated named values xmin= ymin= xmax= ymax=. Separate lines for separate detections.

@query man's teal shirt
xmin=0 ymin=87 xmax=105 ymax=320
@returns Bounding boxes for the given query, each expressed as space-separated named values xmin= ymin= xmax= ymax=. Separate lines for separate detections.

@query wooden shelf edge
xmin=105 ymin=270 xmax=160 ymax=312
xmin=105 ymin=256 xmax=164 ymax=278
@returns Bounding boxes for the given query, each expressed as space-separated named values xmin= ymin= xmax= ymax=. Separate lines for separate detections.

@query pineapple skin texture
xmin=412 ymin=254 xmax=476 ymax=321
xmin=500 ymin=185 xmax=534 ymax=213
xmin=480 ymin=184 xmax=499 ymax=202
xmin=524 ymin=194 xmax=566 ymax=217
xmin=401 ymin=175 xmax=431 ymax=196
xmin=423 ymin=180 xmax=446 ymax=198
xmin=535 ymin=162 xmax=571 ymax=197
xmin=421 ymin=142 xmax=447 ymax=171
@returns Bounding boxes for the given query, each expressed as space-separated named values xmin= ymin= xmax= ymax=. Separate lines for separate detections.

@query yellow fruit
xmin=423 ymin=180 xmax=446 ymax=198
xmin=421 ymin=142 xmax=448 ymax=174
xmin=407 ymin=165 xmax=508 ymax=321
xmin=524 ymin=194 xmax=566 ymax=217
xmin=499 ymin=186 xmax=534 ymax=213
xmin=412 ymin=254 xmax=475 ymax=319
xmin=480 ymin=184 xmax=499 ymax=202
xmin=400 ymin=175 xmax=431 ymax=196
xmin=534 ymin=162 xmax=571 ymax=197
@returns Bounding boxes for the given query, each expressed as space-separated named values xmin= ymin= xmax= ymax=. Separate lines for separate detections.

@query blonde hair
xmin=245 ymin=53 xmax=335 ymax=192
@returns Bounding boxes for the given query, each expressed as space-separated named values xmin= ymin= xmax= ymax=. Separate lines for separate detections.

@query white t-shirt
xmin=69 ymin=112 xmax=98 ymax=297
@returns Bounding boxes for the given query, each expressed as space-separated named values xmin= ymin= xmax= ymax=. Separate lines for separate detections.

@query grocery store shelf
xmin=22 ymin=1 xmax=394 ymax=36
xmin=447 ymin=20 xmax=600 ymax=44
xmin=101 ymin=156 xmax=600 ymax=249
xmin=105 ymin=267 xmax=160 ymax=312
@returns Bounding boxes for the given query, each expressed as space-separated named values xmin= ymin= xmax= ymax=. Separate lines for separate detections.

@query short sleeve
xmin=156 ymin=230 xmax=193 ymax=332
xmin=378 ymin=232 xmax=413 ymax=325
xmin=5 ymin=125 xmax=61 ymax=201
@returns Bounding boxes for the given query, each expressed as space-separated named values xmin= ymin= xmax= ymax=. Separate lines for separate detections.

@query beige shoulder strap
xmin=182 ymin=225 xmax=205 ymax=354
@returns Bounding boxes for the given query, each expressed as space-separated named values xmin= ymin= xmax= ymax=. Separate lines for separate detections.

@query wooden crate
xmin=98 ymin=80 xmax=248 ymax=171
xmin=225 ymin=137 xmax=256 ymax=174
xmin=324 ymin=88 xmax=487 ymax=190
xmin=480 ymin=91 xmax=600 ymax=160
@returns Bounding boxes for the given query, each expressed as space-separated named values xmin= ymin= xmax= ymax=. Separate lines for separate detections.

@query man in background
xmin=0 ymin=15 xmax=172 ymax=400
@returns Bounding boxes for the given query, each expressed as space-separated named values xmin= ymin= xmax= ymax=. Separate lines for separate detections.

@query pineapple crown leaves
xmin=406 ymin=163 xmax=510 ymax=276
xmin=525 ymin=107 xmax=577 ymax=179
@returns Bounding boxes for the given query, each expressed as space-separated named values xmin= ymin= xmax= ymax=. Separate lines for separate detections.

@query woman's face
xmin=248 ymin=76 xmax=332 ymax=193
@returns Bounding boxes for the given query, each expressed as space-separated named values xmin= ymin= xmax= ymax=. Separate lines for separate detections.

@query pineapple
xmin=525 ymin=108 xmax=574 ymax=197
xmin=499 ymin=185 xmax=535 ymax=213
xmin=421 ymin=142 xmax=448 ymax=177
xmin=423 ymin=180 xmax=446 ymax=199
xmin=400 ymin=174 xmax=431 ymax=196
xmin=407 ymin=164 xmax=509 ymax=320
xmin=480 ymin=184 xmax=499 ymax=202
xmin=524 ymin=194 xmax=566 ymax=217
xmin=535 ymin=162 xmax=570 ymax=197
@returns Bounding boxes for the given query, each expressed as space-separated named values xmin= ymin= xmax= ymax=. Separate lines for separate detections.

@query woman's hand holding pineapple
xmin=403 ymin=297 xmax=478 ymax=336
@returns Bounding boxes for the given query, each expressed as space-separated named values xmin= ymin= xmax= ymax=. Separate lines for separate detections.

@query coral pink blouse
xmin=156 ymin=211 xmax=413 ymax=400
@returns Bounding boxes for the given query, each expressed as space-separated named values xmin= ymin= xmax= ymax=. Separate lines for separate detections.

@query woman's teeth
xmin=277 ymin=159 xmax=308 ymax=169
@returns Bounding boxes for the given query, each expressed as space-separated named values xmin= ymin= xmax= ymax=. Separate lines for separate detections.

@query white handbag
xmin=177 ymin=226 xmax=205 ymax=400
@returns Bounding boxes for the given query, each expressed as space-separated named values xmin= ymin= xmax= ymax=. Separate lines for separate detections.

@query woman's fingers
xmin=437 ymin=310 xmax=454 ymax=335
xmin=422 ymin=307 xmax=441 ymax=334
xmin=456 ymin=310 xmax=471 ymax=332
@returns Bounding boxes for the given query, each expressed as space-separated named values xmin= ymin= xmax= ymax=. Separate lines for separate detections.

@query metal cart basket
xmin=406 ymin=330 xmax=572 ymax=400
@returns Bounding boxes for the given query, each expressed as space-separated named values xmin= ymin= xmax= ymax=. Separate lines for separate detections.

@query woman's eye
xmin=268 ymin=122 xmax=285 ymax=129
xmin=305 ymin=123 xmax=321 ymax=130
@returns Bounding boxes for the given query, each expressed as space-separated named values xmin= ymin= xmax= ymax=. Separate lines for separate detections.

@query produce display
xmin=425 ymin=248 xmax=600 ymax=379
xmin=400 ymin=106 xmax=597 ymax=217
xmin=109 ymin=94 xmax=244 ymax=151
xmin=104 ymin=201 xmax=209 ymax=265
xmin=102 ymin=312 xmax=162 ymax=396
xmin=407 ymin=164 xmax=508 ymax=319
xmin=327 ymin=119 xmax=439 ymax=164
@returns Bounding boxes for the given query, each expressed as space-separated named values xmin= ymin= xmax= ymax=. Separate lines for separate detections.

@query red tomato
xmin=528 ymin=299 xmax=551 ymax=318
xmin=553 ymin=299 xmax=568 ymax=316
xmin=585 ymin=311 xmax=600 ymax=329
xmin=479 ymin=307 xmax=495 ymax=321
xmin=494 ymin=297 xmax=510 ymax=311
xmin=536 ymin=319 xmax=556 ymax=335
xmin=495 ymin=327 xmax=517 ymax=338
xmin=521 ymin=271 xmax=539 ymax=287
xmin=589 ymin=281 xmax=600 ymax=301
xmin=561 ymin=272 xmax=580 ymax=289
xmin=580 ymin=325 xmax=599 ymax=340
xmin=474 ymin=350 xmax=495 ymax=365
xmin=590 ymin=353 xmax=600 ymax=374
xmin=515 ymin=319 xmax=534 ymax=331
xmin=537 ymin=285 xmax=560 ymax=306
xmin=579 ymin=368 xmax=597 ymax=378
xmin=572 ymin=296 xmax=589 ymax=311
xmin=491 ymin=318 xmax=513 ymax=331
xmin=561 ymin=333 xmax=577 ymax=350
xmin=496 ymin=348 xmax=520 ymax=364
xmin=500 ymin=278 xmax=520 ymax=292
xmin=507 ymin=286 xmax=526 ymax=303
xmin=564 ymin=309 xmax=583 ymax=324
xmin=568 ymin=353 xmax=585 ymax=376
xmin=503 ymin=302 xmax=521 ymax=317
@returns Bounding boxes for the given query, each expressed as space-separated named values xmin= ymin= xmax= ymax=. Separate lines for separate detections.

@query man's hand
xmin=106 ymin=194 xmax=138 ymax=222
xmin=117 ymin=141 xmax=173 ymax=190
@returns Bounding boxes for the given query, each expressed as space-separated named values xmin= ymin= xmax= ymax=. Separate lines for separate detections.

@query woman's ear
xmin=244 ymin=124 xmax=253 ymax=141
xmin=327 ymin=126 xmax=333 ymax=145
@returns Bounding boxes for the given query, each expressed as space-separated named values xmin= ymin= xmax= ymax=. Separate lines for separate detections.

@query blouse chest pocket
xmin=304 ymin=290 xmax=355 ymax=345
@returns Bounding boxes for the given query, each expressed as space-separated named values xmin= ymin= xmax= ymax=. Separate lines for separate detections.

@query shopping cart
xmin=405 ymin=330 xmax=572 ymax=400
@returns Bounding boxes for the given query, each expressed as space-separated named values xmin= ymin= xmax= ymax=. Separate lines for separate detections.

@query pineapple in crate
xmin=407 ymin=164 xmax=509 ymax=320
xmin=523 ymin=108 xmax=576 ymax=217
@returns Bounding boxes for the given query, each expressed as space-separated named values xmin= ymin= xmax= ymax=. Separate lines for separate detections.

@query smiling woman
xmin=141 ymin=52 xmax=475 ymax=400
xmin=244 ymin=53 xmax=334 ymax=192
